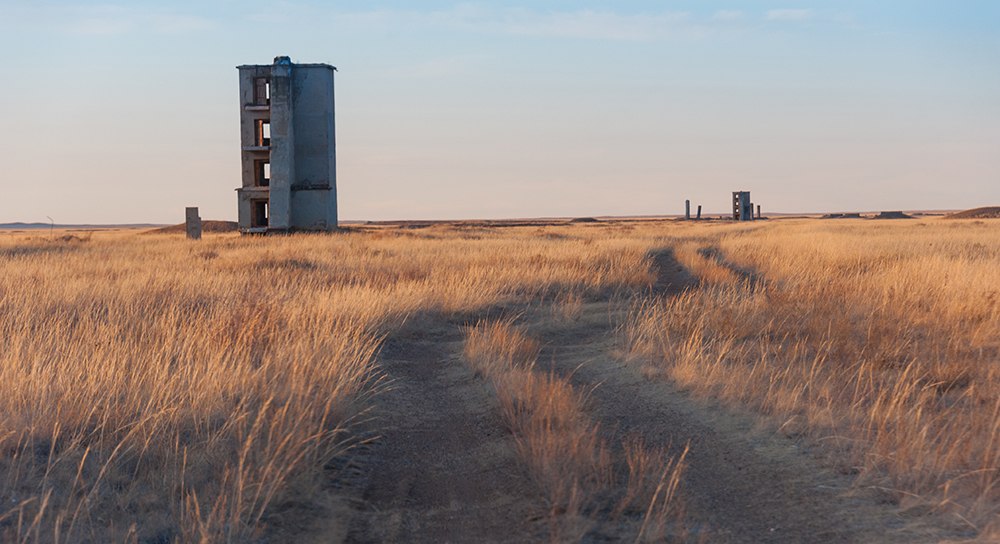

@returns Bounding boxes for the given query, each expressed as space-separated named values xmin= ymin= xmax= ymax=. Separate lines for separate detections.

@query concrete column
xmin=685 ymin=200 xmax=691 ymax=220
xmin=268 ymin=58 xmax=295 ymax=230
xmin=185 ymin=207 xmax=202 ymax=240
xmin=696 ymin=205 xmax=702 ymax=220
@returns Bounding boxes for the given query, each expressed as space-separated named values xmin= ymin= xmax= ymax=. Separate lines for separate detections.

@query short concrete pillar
xmin=696 ymin=205 xmax=702 ymax=220
xmin=756 ymin=204 xmax=761 ymax=220
xmin=185 ymin=207 xmax=202 ymax=240
xmin=685 ymin=200 xmax=691 ymax=220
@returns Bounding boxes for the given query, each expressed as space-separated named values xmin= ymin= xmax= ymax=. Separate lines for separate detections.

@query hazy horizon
xmin=0 ymin=207 xmax=977 ymax=228
xmin=2 ymin=1 xmax=998 ymax=224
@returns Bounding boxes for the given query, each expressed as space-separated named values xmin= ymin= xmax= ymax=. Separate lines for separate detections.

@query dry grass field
xmin=624 ymin=219 xmax=1000 ymax=538
xmin=0 ymin=217 xmax=997 ymax=542
xmin=0 ymin=225 xmax=654 ymax=542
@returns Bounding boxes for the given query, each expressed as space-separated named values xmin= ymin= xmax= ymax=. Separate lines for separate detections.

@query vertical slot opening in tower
xmin=254 ymin=78 xmax=270 ymax=106
xmin=255 ymin=119 xmax=271 ymax=147
xmin=254 ymin=160 xmax=270 ymax=187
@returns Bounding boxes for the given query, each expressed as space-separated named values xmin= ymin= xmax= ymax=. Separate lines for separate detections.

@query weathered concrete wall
xmin=291 ymin=67 xmax=335 ymax=189
xmin=290 ymin=188 xmax=336 ymax=230
xmin=290 ymin=65 xmax=337 ymax=228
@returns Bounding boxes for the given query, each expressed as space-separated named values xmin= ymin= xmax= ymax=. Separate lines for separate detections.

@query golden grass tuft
xmin=465 ymin=318 xmax=607 ymax=540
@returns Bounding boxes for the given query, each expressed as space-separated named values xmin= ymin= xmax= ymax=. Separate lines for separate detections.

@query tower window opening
xmin=255 ymin=119 xmax=271 ymax=147
xmin=254 ymin=78 xmax=270 ymax=105
xmin=255 ymin=160 xmax=270 ymax=187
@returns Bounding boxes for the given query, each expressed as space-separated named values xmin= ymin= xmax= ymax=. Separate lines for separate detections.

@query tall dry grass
xmin=0 ymin=224 xmax=658 ymax=541
xmin=7 ymin=217 xmax=992 ymax=540
xmin=624 ymin=219 xmax=1000 ymax=536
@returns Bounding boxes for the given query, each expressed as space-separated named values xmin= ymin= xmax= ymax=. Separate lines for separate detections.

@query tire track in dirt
xmin=525 ymin=250 xmax=948 ymax=543
xmin=343 ymin=319 xmax=546 ymax=543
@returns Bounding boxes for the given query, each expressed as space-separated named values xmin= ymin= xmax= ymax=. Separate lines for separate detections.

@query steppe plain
xmin=1 ymin=215 xmax=997 ymax=542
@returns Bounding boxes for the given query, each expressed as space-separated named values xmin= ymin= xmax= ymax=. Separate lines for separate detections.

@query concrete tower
xmin=236 ymin=56 xmax=338 ymax=233
xmin=732 ymin=191 xmax=753 ymax=221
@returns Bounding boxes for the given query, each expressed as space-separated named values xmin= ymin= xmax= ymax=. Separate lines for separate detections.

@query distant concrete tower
xmin=732 ymin=191 xmax=753 ymax=221
xmin=236 ymin=56 xmax=338 ymax=233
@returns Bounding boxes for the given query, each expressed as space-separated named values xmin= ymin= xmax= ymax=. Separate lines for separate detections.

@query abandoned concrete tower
xmin=236 ymin=56 xmax=338 ymax=233
xmin=732 ymin=191 xmax=754 ymax=221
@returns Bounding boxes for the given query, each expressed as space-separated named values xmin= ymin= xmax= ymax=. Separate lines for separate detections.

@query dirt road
xmin=335 ymin=252 xmax=953 ymax=542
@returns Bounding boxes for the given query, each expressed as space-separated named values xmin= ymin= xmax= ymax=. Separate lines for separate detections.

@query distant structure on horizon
xmin=732 ymin=191 xmax=755 ymax=221
xmin=236 ymin=56 xmax=338 ymax=233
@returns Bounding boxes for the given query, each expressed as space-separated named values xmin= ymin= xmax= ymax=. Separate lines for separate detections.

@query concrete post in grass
xmin=185 ymin=207 xmax=202 ymax=240
xmin=685 ymin=200 xmax=691 ymax=220
xmin=697 ymin=205 xmax=702 ymax=220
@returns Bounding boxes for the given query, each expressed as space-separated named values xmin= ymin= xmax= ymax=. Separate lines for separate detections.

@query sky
xmin=1 ymin=1 xmax=998 ymax=223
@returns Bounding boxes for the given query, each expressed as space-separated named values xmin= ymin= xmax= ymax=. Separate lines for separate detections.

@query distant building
xmin=236 ymin=56 xmax=338 ymax=233
xmin=732 ymin=191 xmax=753 ymax=221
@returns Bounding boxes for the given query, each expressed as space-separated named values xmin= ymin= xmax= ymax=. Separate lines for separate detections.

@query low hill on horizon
xmin=945 ymin=206 xmax=1000 ymax=219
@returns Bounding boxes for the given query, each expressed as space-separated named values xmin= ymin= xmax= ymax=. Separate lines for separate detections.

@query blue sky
xmin=1 ymin=1 xmax=998 ymax=222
